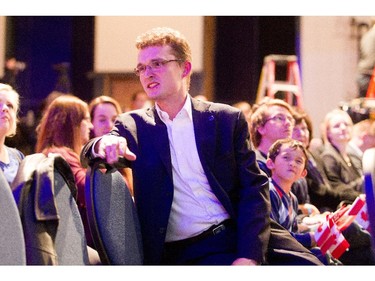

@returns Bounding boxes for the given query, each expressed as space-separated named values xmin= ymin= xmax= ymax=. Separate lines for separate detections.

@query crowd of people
xmin=1 ymin=26 xmax=375 ymax=266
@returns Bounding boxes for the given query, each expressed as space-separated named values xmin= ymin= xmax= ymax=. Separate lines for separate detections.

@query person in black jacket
xmin=81 ymin=27 xmax=322 ymax=266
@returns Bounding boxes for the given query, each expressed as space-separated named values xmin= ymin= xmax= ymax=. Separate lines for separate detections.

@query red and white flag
xmin=313 ymin=195 xmax=371 ymax=259
xmin=314 ymin=219 xmax=350 ymax=259
xmin=322 ymin=224 xmax=350 ymax=259
xmin=347 ymin=195 xmax=366 ymax=216
xmin=314 ymin=221 xmax=331 ymax=247
xmin=346 ymin=195 xmax=369 ymax=231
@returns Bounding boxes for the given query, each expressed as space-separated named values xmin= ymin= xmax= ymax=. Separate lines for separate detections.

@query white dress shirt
xmin=155 ymin=96 xmax=230 ymax=242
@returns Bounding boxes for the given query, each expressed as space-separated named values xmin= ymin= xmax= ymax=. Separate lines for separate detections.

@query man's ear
xmin=266 ymin=158 xmax=274 ymax=170
xmin=300 ymin=169 xmax=308 ymax=178
xmin=258 ymin=125 xmax=266 ymax=136
xmin=182 ymin=61 xmax=192 ymax=78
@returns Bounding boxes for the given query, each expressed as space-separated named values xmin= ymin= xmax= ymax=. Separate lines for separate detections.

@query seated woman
xmin=88 ymin=95 xmax=133 ymax=196
xmin=0 ymin=83 xmax=24 ymax=186
xmin=320 ymin=109 xmax=363 ymax=203
xmin=292 ymin=109 xmax=352 ymax=213
xmin=35 ymin=94 xmax=100 ymax=264
xmin=88 ymin=95 xmax=123 ymax=139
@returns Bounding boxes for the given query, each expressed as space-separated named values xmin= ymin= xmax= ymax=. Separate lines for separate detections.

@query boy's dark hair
xmin=268 ymin=138 xmax=308 ymax=169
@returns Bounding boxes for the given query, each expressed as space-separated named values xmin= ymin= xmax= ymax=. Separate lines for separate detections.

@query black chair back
xmin=85 ymin=161 xmax=143 ymax=265
xmin=0 ymin=169 xmax=26 ymax=265
xmin=11 ymin=153 xmax=89 ymax=265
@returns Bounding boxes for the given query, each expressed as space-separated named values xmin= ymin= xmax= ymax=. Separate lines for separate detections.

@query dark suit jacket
xmin=346 ymin=142 xmax=363 ymax=176
xmin=321 ymin=143 xmax=363 ymax=201
xmin=82 ymin=97 xmax=271 ymax=265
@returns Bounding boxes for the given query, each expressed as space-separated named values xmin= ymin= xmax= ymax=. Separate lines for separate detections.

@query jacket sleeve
xmin=234 ymin=110 xmax=271 ymax=263
xmin=80 ymin=137 xmax=101 ymax=168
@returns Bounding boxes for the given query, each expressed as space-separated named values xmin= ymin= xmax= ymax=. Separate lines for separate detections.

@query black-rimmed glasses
xmin=265 ymin=114 xmax=295 ymax=126
xmin=134 ymin=59 xmax=182 ymax=76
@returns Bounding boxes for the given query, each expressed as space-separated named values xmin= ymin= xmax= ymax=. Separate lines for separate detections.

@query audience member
xmin=266 ymin=138 xmax=333 ymax=265
xmin=320 ymin=109 xmax=364 ymax=200
xmin=82 ymin=26 xmax=270 ymax=266
xmin=81 ymin=27 xmax=322 ymax=265
xmin=5 ymin=111 xmax=36 ymax=156
xmin=88 ymin=95 xmax=123 ymax=139
xmin=290 ymin=110 xmax=319 ymax=215
xmin=346 ymin=118 xmax=375 ymax=174
xmin=0 ymin=83 xmax=25 ymax=185
xmin=6 ymin=90 xmax=65 ymax=156
xmin=88 ymin=95 xmax=133 ymax=196
xmin=292 ymin=110 xmax=344 ymax=212
xmin=250 ymin=97 xmax=296 ymax=176
xmin=35 ymin=94 xmax=96 ymax=251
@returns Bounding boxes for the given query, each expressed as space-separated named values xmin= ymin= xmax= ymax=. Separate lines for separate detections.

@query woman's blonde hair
xmin=0 ymin=83 xmax=20 ymax=137
xmin=322 ymin=108 xmax=353 ymax=144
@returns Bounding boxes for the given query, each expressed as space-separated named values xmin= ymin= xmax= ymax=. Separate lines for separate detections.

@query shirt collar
xmin=155 ymin=94 xmax=193 ymax=122
xmin=271 ymin=179 xmax=286 ymax=198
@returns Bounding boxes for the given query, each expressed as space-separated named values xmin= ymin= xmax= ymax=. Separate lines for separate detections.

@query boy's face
xmin=266 ymin=144 xmax=307 ymax=183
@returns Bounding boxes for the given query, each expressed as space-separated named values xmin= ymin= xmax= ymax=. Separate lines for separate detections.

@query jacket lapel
xmin=145 ymin=100 xmax=216 ymax=179
xmin=146 ymin=108 xmax=173 ymax=180
xmin=191 ymin=99 xmax=216 ymax=169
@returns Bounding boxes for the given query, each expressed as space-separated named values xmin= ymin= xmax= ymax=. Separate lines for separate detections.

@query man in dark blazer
xmin=81 ymin=27 xmax=322 ymax=265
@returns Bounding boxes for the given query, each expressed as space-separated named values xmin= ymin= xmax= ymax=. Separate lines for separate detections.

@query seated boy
xmin=266 ymin=138 xmax=375 ymax=265
xmin=266 ymin=138 xmax=334 ymax=264
xmin=266 ymin=139 xmax=316 ymax=243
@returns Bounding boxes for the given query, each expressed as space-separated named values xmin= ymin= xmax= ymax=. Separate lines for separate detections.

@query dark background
xmin=4 ymin=16 xmax=298 ymax=116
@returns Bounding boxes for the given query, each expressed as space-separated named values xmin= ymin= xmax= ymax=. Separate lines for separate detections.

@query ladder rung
xmin=269 ymin=83 xmax=300 ymax=93
xmin=264 ymin=55 xmax=297 ymax=64
xmin=257 ymin=54 xmax=303 ymax=108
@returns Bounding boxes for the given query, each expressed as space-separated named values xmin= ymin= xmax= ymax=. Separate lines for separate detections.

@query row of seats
xmin=2 ymin=148 xmax=375 ymax=265
xmin=0 ymin=169 xmax=25 ymax=265
xmin=85 ymin=160 xmax=143 ymax=265
xmin=1 ymin=153 xmax=143 ymax=265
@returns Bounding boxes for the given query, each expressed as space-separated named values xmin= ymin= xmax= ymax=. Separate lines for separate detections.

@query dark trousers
xmin=162 ymin=219 xmax=324 ymax=266
xmin=162 ymin=223 xmax=237 ymax=265
xmin=340 ymin=221 xmax=375 ymax=265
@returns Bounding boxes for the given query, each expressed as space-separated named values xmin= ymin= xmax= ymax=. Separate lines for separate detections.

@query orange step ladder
xmin=256 ymin=54 xmax=303 ymax=108
xmin=366 ymin=66 xmax=375 ymax=98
